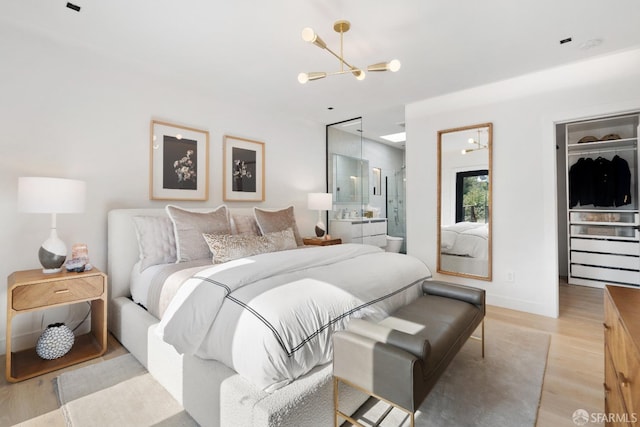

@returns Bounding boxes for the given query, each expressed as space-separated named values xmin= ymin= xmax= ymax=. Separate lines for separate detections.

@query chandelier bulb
xmin=354 ymin=69 xmax=366 ymax=81
xmin=298 ymin=73 xmax=310 ymax=84
xmin=388 ymin=59 xmax=401 ymax=72
xmin=301 ymin=27 xmax=315 ymax=42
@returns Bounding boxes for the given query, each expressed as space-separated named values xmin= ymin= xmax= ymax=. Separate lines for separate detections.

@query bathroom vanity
xmin=329 ymin=218 xmax=388 ymax=248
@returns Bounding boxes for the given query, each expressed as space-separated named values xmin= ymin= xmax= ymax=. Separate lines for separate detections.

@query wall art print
xmin=223 ymin=135 xmax=265 ymax=202
xmin=150 ymin=120 xmax=209 ymax=201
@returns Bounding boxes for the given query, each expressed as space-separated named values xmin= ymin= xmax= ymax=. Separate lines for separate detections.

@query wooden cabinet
xmin=329 ymin=218 xmax=387 ymax=248
xmin=566 ymin=114 xmax=640 ymax=288
xmin=5 ymin=268 xmax=108 ymax=382
xmin=604 ymin=285 xmax=640 ymax=426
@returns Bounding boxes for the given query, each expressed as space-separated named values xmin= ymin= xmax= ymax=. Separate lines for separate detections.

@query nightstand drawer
xmin=12 ymin=275 xmax=104 ymax=310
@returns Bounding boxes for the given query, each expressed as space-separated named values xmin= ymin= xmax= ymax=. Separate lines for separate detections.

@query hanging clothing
xmin=612 ymin=155 xmax=632 ymax=207
xmin=593 ymin=157 xmax=615 ymax=207
xmin=569 ymin=155 xmax=632 ymax=208
xmin=569 ymin=157 xmax=595 ymax=208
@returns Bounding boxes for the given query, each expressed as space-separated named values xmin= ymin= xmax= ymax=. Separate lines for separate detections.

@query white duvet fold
xmin=156 ymin=243 xmax=431 ymax=392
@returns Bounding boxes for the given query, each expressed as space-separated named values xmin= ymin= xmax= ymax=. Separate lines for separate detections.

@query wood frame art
xmin=223 ymin=134 xmax=265 ymax=202
xmin=150 ymin=120 xmax=209 ymax=201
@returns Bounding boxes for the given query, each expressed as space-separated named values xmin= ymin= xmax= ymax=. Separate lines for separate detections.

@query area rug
xmin=56 ymin=319 xmax=549 ymax=427
xmin=346 ymin=319 xmax=551 ymax=427
xmin=55 ymin=354 xmax=197 ymax=426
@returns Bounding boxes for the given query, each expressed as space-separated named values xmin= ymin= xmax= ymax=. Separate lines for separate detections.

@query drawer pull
xmin=619 ymin=372 xmax=630 ymax=387
xmin=603 ymin=322 xmax=610 ymax=330
xmin=603 ymin=383 xmax=610 ymax=394
xmin=54 ymin=289 xmax=70 ymax=294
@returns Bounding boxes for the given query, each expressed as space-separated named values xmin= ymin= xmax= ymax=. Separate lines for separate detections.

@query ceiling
xmin=4 ymin=1 xmax=640 ymax=145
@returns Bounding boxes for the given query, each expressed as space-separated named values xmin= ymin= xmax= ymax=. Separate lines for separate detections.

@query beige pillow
xmin=166 ymin=205 xmax=231 ymax=262
xmin=203 ymin=228 xmax=297 ymax=264
xmin=132 ymin=216 xmax=177 ymax=271
xmin=253 ymin=206 xmax=303 ymax=246
xmin=230 ymin=214 xmax=261 ymax=236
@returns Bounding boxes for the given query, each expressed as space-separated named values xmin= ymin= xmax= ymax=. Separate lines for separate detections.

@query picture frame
xmin=150 ymin=120 xmax=209 ymax=201
xmin=223 ymin=135 xmax=265 ymax=202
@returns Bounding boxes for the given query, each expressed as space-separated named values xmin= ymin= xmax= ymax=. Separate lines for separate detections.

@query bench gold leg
xmin=470 ymin=319 xmax=485 ymax=358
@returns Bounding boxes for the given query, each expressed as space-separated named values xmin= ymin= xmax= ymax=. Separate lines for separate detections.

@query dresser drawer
xmin=571 ymin=238 xmax=639 ymax=256
xmin=12 ymin=275 xmax=104 ymax=310
xmin=617 ymin=326 xmax=640 ymax=419
xmin=572 ymin=264 xmax=640 ymax=285
xmin=571 ymin=251 xmax=639 ymax=270
xmin=605 ymin=347 xmax=631 ymax=426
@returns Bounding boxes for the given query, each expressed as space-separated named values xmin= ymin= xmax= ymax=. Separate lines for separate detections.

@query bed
xmin=440 ymin=222 xmax=489 ymax=277
xmin=107 ymin=206 xmax=432 ymax=426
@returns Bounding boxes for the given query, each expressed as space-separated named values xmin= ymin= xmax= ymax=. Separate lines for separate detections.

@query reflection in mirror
xmin=372 ymin=167 xmax=381 ymax=195
xmin=437 ymin=123 xmax=492 ymax=280
xmin=332 ymin=153 xmax=369 ymax=204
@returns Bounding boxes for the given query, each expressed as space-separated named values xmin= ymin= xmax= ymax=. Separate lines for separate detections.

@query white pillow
xmin=132 ymin=216 xmax=177 ymax=271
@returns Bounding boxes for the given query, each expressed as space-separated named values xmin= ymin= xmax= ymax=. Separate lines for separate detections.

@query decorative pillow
xmin=230 ymin=214 xmax=261 ymax=236
xmin=132 ymin=216 xmax=177 ymax=271
xmin=203 ymin=228 xmax=297 ymax=264
xmin=254 ymin=206 xmax=303 ymax=246
xmin=166 ymin=205 xmax=231 ymax=262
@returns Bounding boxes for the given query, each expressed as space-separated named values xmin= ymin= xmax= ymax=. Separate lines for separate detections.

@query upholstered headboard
xmin=107 ymin=207 xmax=256 ymax=303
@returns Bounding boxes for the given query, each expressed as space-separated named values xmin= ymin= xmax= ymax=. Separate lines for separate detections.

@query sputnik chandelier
xmin=298 ymin=20 xmax=401 ymax=84
xmin=461 ymin=129 xmax=488 ymax=155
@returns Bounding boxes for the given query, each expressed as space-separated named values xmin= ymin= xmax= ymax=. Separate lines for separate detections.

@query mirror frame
xmin=437 ymin=122 xmax=493 ymax=281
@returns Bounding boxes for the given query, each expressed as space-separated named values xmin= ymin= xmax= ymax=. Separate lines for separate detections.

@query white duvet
xmin=441 ymin=222 xmax=488 ymax=259
xmin=156 ymin=244 xmax=431 ymax=392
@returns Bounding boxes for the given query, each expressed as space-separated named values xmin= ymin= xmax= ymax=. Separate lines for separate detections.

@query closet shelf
xmin=567 ymin=137 xmax=637 ymax=153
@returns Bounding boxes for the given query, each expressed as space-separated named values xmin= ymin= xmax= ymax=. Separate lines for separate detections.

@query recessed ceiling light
xmin=66 ymin=2 xmax=81 ymax=12
xmin=580 ymin=38 xmax=603 ymax=50
xmin=559 ymin=37 xmax=572 ymax=45
xmin=380 ymin=132 xmax=406 ymax=143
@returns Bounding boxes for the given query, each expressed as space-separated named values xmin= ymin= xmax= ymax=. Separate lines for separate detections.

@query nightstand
xmin=5 ymin=267 xmax=108 ymax=382
xmin=303 ymin=237 xmax=342 ymax=246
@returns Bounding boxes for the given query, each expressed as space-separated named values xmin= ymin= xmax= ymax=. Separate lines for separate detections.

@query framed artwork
xmin=150 ymin=120 xmax=209 ymax=201
xmin=223 ymin=135 xmax=265 ymax=202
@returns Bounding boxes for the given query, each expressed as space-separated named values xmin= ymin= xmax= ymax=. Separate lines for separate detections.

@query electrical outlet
xmin=506 ymin=271 xmax=515 ymax=282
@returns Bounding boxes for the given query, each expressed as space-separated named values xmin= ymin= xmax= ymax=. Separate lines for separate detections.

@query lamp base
xmin=315 ymin=221 xmax=326 ymax=238
xmin=39 ymin=229 xmax=67 ymax=274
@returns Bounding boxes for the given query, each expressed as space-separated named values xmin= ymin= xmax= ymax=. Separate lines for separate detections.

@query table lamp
xmin=307 ymin=192 xmax=333 ymax=238
xmin=18 ymin=177 xmax=86 ymax=273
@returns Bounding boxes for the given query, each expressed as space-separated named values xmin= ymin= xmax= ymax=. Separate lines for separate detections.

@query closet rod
xmin=568 ymin=146 xmax=637 ymax=156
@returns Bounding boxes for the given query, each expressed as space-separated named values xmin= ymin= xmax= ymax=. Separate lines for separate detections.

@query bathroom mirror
xmin=437 ymin=123 xmax=492 ymax=280
xmin=332 ymin=153 xmax=369 ymax=204
xmin=372 ymin=167 xmax=381 ymax=195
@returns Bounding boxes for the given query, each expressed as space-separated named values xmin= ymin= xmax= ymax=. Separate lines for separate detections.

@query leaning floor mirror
xmin=437 ymin=123 xmax=492 ymax=280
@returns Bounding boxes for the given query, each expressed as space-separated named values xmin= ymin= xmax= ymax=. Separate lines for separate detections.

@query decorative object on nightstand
xmin=36 ymin=322 xmax=75 ymax=360
xmin=307 ymin=192 xmax=333 ymax=237
xmin=18 ymin=177 xmax=86 ymax=274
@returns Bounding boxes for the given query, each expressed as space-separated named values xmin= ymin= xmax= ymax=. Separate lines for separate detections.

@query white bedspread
xmin=441 ymin=222 xmax=488 ymax=259
xmin=156 ymin=244 xmax=431 ymax=392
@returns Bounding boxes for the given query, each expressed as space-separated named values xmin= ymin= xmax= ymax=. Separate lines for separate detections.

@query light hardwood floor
xmin=1 ymin=282 xmax=605 ymax=427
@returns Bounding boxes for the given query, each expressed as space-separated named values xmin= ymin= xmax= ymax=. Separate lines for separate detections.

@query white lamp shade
xmin=308 ymin=193 xmax=333 ymax=211
xmin=18 ymin=177 xmax=86 ymax=214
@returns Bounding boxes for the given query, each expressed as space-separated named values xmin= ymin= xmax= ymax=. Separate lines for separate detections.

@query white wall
xmin=406 ymin=48 xmax=640 ymax=318
xmin=0 ymin=25 xmax=325 ymax=353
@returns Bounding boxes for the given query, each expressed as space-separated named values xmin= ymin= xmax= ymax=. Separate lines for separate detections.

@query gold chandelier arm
xmin=323 ymin=45 xmax=359 ymax=73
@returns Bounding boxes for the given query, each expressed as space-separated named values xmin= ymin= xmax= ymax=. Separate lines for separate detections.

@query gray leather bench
xmin=333 ymin=280 xmax=486 ymax=427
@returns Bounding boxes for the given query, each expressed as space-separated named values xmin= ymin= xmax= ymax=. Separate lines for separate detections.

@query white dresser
xmin=329 ymin=218 xmax=388 ymax=248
